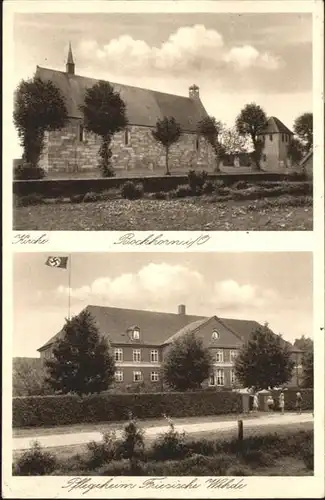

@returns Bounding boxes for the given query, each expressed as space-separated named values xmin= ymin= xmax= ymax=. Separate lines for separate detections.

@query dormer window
xmin=132 ymin=328 xmax=140 ymax=340
xmin=212 ymin=330 xmax=220 ymax=341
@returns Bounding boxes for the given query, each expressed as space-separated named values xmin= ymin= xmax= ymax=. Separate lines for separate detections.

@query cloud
xmin=77 ymin=24 xmax=282 ymax=77
xmin=55 ymin=263 xmax=277 ymax=315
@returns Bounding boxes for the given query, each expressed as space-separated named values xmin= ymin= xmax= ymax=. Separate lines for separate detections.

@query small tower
xmin=66 ymin=42 xmax=75 ymax=75
xmin=189 ymin=84 xmax=200 ymax=99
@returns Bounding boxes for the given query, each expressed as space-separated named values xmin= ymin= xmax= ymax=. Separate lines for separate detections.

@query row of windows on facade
xmin=78 ymin=125 xmax=201 ymax=151
xmin=114 ymin=369 xmax=235 ymax=385
xmin=114 ymin=348 xmax=238 ymax=363
xmin=115 ymin=370 xmax=159 ymax=383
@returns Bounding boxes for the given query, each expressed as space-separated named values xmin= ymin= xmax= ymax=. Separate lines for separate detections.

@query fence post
xmin=238 ymin=419 xmax=243 ymax=441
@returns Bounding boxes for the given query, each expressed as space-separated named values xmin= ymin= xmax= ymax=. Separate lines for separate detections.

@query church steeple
xmin=66 ymin=42 xmax=75 ymax=75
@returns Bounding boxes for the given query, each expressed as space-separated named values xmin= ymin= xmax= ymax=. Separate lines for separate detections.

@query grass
xmin=13 ymin=426 xmax=313 ymax=476
xmin=13 ymin=194 xmax=312 ymax=231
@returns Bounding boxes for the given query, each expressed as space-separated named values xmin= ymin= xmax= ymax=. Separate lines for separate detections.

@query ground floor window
xmin=216 ymin=369 xmax=225 ymax=386
xmin=151 ymin=371 xmax=159 ymax=382
xmin=115 ymin=370 xmax=123 ymax=382
xmin=133 ymin=370 xmax=143 ymax=382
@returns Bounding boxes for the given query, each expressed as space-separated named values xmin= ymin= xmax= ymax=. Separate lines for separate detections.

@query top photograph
xmin=12 ymin=11 xmax=313 ymax=231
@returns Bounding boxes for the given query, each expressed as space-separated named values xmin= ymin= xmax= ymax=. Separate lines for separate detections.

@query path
xmin=13 ymin=412 xmax=313 ymax=451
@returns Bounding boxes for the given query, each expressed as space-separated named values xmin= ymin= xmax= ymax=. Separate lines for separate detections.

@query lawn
xmin=13 ymin=195 xmax=312 ymax=231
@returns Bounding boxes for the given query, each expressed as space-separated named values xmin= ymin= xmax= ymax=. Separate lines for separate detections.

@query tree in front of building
xmin=301 ymin=349 xmax=313 ymax=388
xmin=197 ymin=116 xmax=225 ymax=171
xmin=151 ymin=116 xmax=182 ymax=175
xmin=234 ymin=323 xmax=295 ymax=391
xmin=293 ymin=335 xmax=313 ymax=352
xmin=13 ymin=358 xmax=53 ymax=397
xmin=293 ymin=112 xmax=313 ymax=153
xmin=80 ymin=81 xmax=128 ymax=177
xmin=287 ymin=137 xmax=305 ymax=166
xmin=162 ymin=332 xmax=213 ymax=391
xmin=45 ymin=310 xmax=115 ymax=395
xmin=13 ymin=77 xmax=68 ymax=171
xmin=235 ymin=103 xmax=268 ymax=170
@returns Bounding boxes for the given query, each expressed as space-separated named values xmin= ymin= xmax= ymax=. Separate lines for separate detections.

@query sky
xmin=13 ymin=252 xmax=313 ymax=358
xmin=11 ymin=12 xmax=312 ymax=158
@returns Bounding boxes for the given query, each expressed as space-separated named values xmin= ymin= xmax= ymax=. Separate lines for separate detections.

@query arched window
xmin=212 ymin=330 xmax=220 ymax=341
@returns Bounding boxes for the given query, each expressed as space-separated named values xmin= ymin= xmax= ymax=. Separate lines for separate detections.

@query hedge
xmin=13 ymin=172 xmax=305 ymax=199
xmin=13 ymin=391 xmax=242 ymax=428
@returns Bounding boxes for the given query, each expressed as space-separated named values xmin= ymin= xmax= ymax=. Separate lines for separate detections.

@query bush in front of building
xmin=14 ymin=163 xmax=45 ymax=180
xmin=13 ymin=390 xmax=242 ymax=428
xmin=121 ymin=181 xmax=144 ymax=200
xmin=13 ymin=441 xmax=58 ymax=476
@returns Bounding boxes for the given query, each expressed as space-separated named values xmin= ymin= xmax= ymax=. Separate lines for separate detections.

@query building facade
xmin=259 ymin=116 xmax=294 ymax=171
xmin=38 ymin=304 xmax=304 ymax=390
xmin=36 ymin=45 xmax=215 ymax=175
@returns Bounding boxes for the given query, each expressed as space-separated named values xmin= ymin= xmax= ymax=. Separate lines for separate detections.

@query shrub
xmin=175 ymin=184 xmax=193 ymax=198
xmin=13 ymin=391 xmax=243 ymax=428
xmin=150 ymin=418 xmax=188 ymax=461
xmin=16 ymin=193 xmax=44 ymax=207
xmin=86 ymin=431 xmax=120 ymax=469
xmin=301 ymin=442 xmax=314 ymax=470
xmin=231 ymin=180 xmax=249 ymax=190
xmin=13 ymin=441 xmax=57 ymax=476
xmin=202 ymin=180 xmax=216 ymax=194
xmin=175 ymin=453 xmax=233 ymax=475
xmin=121 ymin=181 xmax=144 ymax=200
xmin=70 ymin=194 xmax=84 ymax=203
xmin=152 ymin=191 xmax=168 ymax=200
xmin=119 ymin=416 xmax=145 ymax=473
xmin=241 ymin=449 xmax=275 ymax=467
xmin=187 ymin=169 xmax=208 ymax=194
xmin=99 ymin=163 xmax=116 ymax=178
xmin=14 ymin=163 xmax=45 ymax=180
xmin=184 ymin=438 xmax=216 ymax=457
xmin=83 ymin=191 xmax=101 ymax=203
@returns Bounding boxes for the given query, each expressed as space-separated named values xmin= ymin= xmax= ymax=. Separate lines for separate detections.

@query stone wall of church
xmin=40 ymin=118 xmax=216 ymax=174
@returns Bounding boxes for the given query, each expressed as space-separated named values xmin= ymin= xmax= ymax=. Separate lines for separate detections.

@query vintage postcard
xmin=2 ymin=0 xmax=325 ymax=499
xmin=5 ymin=0 xmax=322 ymax=232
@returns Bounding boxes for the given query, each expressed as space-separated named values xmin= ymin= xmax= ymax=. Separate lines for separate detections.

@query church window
xmin=195 ymin=135 xmax=200 ymax=152
xmin=124 ymin=128 xmax=130 ymax=146
xmin=269 ymin=134 xmax=273 ymax=142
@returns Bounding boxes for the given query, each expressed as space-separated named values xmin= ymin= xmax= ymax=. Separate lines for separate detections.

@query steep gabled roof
xmin=35 ymin=66 xmax=208 ymax=132
xmin=260 ymin=116 xmax=293 ymax=135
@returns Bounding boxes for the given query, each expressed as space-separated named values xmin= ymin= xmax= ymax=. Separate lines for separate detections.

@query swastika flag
xmin=45 ymin=256 xmax=68 ymax=269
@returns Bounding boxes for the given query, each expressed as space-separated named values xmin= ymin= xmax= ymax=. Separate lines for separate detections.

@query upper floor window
xmin=124 ymin=128 xmax=130 ymax=146
xmin=115 ymin=370 xmax=123 ymax=382
xmin=132 ymin=328 xmax=140 ymax=340
xmin=230 ymin=350 xmax=237 ymax=363
xmin=212 ymin=330 xmax=220 ymax=341
xmin=79 ymin=124 xmax=85 ymax=142
xmin=114 ymin=348 xmax=123 ymax=362
xmin=133 ymin=349 xmax=141 ymax=362
xmin=269 ymin=134 xmax=273 ymax=142
xmin=150 ymin=349 xmax=159 ymax=363
xmin=216 ymin=349 xmax=224 ymax=363
xmin=195 ymin=135 xmax=200 ymax=152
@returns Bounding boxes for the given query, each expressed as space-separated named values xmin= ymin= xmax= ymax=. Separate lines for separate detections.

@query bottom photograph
xmin=12 ymin=252 xmax=314 ymax=477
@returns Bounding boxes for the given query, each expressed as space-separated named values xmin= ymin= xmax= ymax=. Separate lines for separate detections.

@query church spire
xmin=66 ymin=42 xmax=75 ymax=75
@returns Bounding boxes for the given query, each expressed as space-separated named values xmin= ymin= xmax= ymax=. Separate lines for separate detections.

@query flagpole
xmin=68 ymin=254 xmax=71 ymax=320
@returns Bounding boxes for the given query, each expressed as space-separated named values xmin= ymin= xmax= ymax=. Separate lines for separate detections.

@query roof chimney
xmin=189 ymin=84 xmax=200 ymax=99
xmin=178 ymin=304 xmax=186 ymax=315
xmin=66 ymin=42 xmax=75 ymax=75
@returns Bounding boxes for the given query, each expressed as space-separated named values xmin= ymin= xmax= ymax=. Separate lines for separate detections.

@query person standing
xmin=279 ymin=392 xmax=285 ymax=414
xmin=266 ymin=395 xmax=274 ymax=412
xmin=253 ymin=393 xmax=259 ymax=413
xmin=296 ymin=391 xmax=303 ymax=414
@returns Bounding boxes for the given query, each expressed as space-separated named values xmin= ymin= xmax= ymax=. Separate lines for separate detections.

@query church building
xmin=36 ymin=44 xmax=215 ymax=174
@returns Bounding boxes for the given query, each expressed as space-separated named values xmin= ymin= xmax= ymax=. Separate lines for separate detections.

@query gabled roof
xmin=38 ymin=304 xmax=299 ymax=353
xmin=35 ymin=66 xmax=208 ymax=132
xmin=260 ymin=116 xmax=293 ymax=135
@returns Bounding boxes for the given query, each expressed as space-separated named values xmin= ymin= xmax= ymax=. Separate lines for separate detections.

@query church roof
xmin=261 ymin=116 xmax=293 ymax=135
xmin=35 ymin=66 xmax=208 ymax=132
